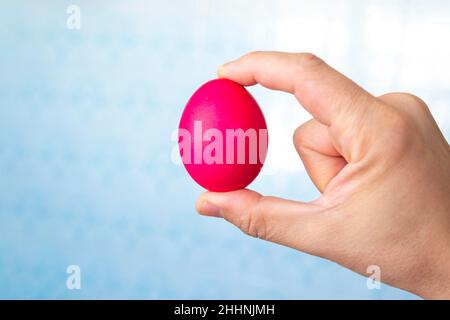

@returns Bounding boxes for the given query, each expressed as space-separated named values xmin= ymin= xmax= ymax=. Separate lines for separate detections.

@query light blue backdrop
xmin=1 ymin=0 xmax=449 ymax=299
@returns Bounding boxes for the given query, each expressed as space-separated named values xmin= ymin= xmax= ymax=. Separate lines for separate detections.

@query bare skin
xmin=195 ymin=51 xmax=450 ymax=299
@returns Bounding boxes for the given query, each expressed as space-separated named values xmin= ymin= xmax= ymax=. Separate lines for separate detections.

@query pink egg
xmin=178 ymin=79 xmax=268 ymax=192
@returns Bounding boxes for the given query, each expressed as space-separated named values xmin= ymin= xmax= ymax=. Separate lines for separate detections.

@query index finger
xmin=218 ymin=51 xmax=378 ymax=126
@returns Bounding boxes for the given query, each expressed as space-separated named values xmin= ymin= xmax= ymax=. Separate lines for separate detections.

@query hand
xmin=195 ymin=51 xmax=450 ymax=299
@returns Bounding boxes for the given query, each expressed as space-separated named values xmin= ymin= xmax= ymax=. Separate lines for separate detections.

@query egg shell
xmin=179 ymin=78 xmax=268 ymax=192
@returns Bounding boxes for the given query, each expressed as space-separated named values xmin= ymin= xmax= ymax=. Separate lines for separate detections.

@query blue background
xmin=1 ymin=0 xmax=449 ymax=299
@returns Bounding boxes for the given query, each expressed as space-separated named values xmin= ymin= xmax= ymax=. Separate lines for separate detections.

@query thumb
xmin=196 ymin=189 xmax=336 ymax=256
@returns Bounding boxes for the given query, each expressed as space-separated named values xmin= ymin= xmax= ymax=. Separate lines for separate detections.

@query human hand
xmin=195 ymin=51 xmax=450 ymax=299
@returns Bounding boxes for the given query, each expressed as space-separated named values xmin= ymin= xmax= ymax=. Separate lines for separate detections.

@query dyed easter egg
xmin=178 ymin=78 xmax=268 ymax=192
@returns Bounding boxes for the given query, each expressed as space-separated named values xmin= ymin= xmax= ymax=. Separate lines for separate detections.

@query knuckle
xmin=293 ymin=124 xmax=306 ymax=144
xmin=382 ymin=108 xmax=417 ymax=155
xmin=381 ymin=92 xmax=430 ymax=117
xmin=293 ymin=121 xmax=314 ymax=149
xmin=399 ymin=92 xmax=428 ymax=107
xmin=400 ymin=93 xmax=430 ymax=117
xmin=239 ymin=197 xmax=269 ymax=240
xmin=294 ymin=52 xmax=324 ymax=70
xmin=394 ymin=108 xmax=413 ymax=127
xmin=402 ymin=93 xmax=430 ymax=116
xmin=243 ymin=50 xmax=262 ymax=61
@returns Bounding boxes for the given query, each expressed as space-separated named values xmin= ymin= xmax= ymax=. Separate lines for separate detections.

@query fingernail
xmin=217 ymin=64 xmax=227 ymax=78
xmin=199 ymin=200 xmax=223 ymax=218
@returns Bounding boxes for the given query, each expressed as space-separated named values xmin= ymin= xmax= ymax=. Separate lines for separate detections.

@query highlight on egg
xmin=178 ymin=78 xmax=268 ymax=192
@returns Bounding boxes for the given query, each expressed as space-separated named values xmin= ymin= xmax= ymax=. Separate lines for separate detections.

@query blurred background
xmin=0 ymin=0 xmax=449 ymax=299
